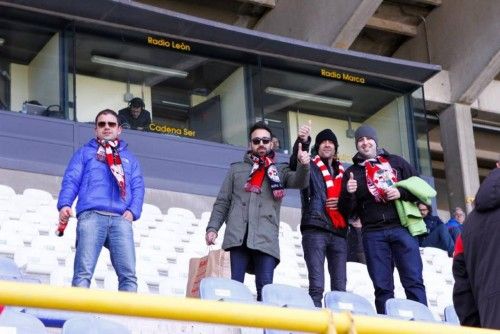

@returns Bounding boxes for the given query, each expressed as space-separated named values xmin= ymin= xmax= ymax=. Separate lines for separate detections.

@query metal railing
xmin=0 ymin=281 xmax=498 ymax=334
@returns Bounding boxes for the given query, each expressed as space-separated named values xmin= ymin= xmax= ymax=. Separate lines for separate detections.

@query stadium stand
xmin=444 ymin=305 xmax=460 ymax=325
xmin=385 ymin=298 xmax=438 ymax=322
xmin=62 ymin=315 xmax=131 ymax=333
xmin=324 ymin=291 xmax=376 ymax=316
xmin=0 ymin=308 xmax=47 ymax=334
xmin=0 ymin=185 xmax=458 ymax=332
xmin=200 ymin=277 xmax=254 ymax=302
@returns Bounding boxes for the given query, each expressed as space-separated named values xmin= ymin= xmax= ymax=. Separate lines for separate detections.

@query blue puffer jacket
xmin=57 ymin=139 xmax=145 ymax=220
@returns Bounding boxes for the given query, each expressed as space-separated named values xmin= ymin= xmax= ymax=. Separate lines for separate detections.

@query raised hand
xmin=298 ymin=120 xmax=312 ymax=143
xmin=297 ymin=142 xmax=311 ymax=165
xmin=347 ymin=172 xmax=358 ymax=193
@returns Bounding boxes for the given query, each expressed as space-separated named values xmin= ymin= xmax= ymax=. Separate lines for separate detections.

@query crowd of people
xmin=56 ymin=109 xmax=499 ymax=329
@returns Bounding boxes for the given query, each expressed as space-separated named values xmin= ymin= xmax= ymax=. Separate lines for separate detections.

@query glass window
xmin=411 ymin=86 xmax=433 ymax=176
xmin=253 ymin=67 xmax=415 ymax=164
xmin=71 ymin=24 xmax=249 ymax=145
xmin=0 ymin=15 xmax=63 ymax=117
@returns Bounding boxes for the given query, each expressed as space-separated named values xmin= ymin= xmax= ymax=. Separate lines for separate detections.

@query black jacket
xmin=118 ymin=108 xmax=151 ymax=131
xmin=453 ymin=168 xmax=500 ymax=329
xmin=290 ymin=138 xmax=347 ymax=237
xmin=338 ymin=149 xmax=418 ymax=232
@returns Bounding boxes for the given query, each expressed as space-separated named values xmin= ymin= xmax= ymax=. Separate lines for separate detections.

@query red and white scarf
xmin=312 ymin=156 xmax=346 ymax=229
xmin=359 ymin=156 xmax=397 ymax=203
xmin=244 ymin=152 xmax=284 ymax=200
xmin=96 ymin=139 xmax=126 ymax=200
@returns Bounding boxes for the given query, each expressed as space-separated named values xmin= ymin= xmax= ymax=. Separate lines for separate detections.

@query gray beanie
xmin=354 ymin=125 xmax=378 ymax=145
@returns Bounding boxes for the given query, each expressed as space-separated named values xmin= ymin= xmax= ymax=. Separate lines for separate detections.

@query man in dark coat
xmin=338 ymin=124 xmax=427 ymax=314
xmin=417 ymin=202 xmax=455 ymax=256
xmin=289 ymin=123 xmax=348 ymax=307
xmin=118 ymin=97 xmax=151 ymax=131
xmin=453 ymin=165 xmax=500 ymax=329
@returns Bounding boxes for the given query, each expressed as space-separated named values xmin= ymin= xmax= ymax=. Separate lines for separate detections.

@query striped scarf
xmin=312 ymin=155 xmax=346 ymax=229
xmin=245 ymin=152 xmax=284 ymax=200
xmin=359 ymin=155 xmax=397 ymax=203
xmin=96 ymin=139 xmax=126 ymax=200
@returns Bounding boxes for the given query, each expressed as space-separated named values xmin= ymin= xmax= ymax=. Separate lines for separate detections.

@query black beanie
xmin=314 ymin=129 xmax=338 ymax=153
xmin=354 ymin=125 xmax=378 ymax=145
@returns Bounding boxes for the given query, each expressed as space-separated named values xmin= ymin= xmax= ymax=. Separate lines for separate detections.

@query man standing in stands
xmin=453 ymin=160 xmax=500 ymax=329
xmin=289 ymin=123 xmax=348 ymax=307
xmin=57 ymin=109 xmax=144 ymax=292
xmin=118 ymin=97 xmax=152 ymax=131
xmin=205 ymin=121 xmax=310 ymax=301
xmin=446 ymin=207 xmax=466 ymax=242
xmin=339 ymin=125 xmax=427 ymax=314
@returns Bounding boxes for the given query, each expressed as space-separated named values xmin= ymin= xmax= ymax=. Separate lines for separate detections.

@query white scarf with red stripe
xmin=312 ymin=155 xmax=346 ymax=229
xmin=96 ymin=139 xmax=126 ymax=199
xmin=359 ymin=155 xmax=397 ymax=203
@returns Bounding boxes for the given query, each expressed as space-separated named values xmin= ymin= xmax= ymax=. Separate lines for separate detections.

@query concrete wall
xmin=472 ymin=80 xmax=500 ymax=113
xmin=75 ymin=74 xmax=152 ymax=122
xmin=207 ymin=67 xmax=248 ymax=147
xmin=10 ymin=63 xmax=29 ymax=111
xmin=394 ymin=0 xmax=500 ymax=103
xmin=29 ymin=33 xmax=60 ymax=107
xmin=255 ymin=0 xmax=366 ymax=46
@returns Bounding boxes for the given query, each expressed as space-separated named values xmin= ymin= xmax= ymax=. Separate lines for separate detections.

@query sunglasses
xmin=97 ymin=121 xmax=118 ymax=128
xmin=251 ymin=137 xmax=271 ymax=145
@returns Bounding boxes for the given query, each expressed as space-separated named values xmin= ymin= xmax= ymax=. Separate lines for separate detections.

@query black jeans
xmin=229 ymin=245 xmax=277 ymax=301
xmin=363 ymin=226 xmax=427 ymax=314
xmin=302 ymin=229 xmax=347 ymax=307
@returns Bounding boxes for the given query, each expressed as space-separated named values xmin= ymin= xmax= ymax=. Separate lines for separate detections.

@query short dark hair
xmin=248 ymin=121 xmax=273 ymax=140
xmin=417 ymin=201 xmax=432 ymax=213
xmin=95 ymin=109 xmax=119 ymax=124
xmin=129 ymin=97 xmax=145 ymax=108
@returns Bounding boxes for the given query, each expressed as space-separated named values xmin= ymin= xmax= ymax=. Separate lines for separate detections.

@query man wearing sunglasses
xmin=57 ymin=109 xmax=145 ymax=292
xmin=205 ymin=121 xmax=310 ymax=301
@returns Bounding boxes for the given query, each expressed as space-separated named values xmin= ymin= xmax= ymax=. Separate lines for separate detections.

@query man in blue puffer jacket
xmin=57 ymin=109 xmax=145 ymax=292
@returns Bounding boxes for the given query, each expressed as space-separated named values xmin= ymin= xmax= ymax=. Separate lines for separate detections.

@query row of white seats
xmin=0 ymin=185 xmax=454 ymax=320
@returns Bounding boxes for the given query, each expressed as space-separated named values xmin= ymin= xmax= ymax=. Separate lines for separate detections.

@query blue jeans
xmin=73 ymin=210 xmax=137 ymax=292
xmin=229 ymin=245 xmax=277 ymax=301
xmin=363 ymin=226 xmax=427 ymax=314
xmin=302 ymin=230 xmax=347 ymax=307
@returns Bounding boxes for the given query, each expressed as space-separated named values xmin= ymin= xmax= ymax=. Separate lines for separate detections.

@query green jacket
xmin=207 ymin=153 xmax=309 ymax=261
xmin=394 ymin=176 xmax=437 ymax=236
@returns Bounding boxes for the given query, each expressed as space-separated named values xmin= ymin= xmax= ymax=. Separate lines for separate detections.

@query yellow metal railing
xmin=0 ymin=280 xmax=498 ymax=334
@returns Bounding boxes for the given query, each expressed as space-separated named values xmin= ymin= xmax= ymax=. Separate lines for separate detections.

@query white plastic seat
xmin=14 ymin=248 xmax=59 ymax=275
xmin=31 ymin=235 xmax=73 ymax=263
xmin=141 ymin=203 xmax=164 ymax=222
xmin=23 ymin=188 xmax=53 ymax=206
xmin=0 ymin=309 xmax=47 ymax=334
xmin=50 ymin=267 xmax=74 ymax=286
xmin=0 ymin=233 xmax=24 ymax=257
xmin=158 ymin=277 xmax=187 ymax=297
xmin=62 ymin=315 xmax=131 ymax=334
xmin=167 ymin=207 xmax=196 ymax=220
xmin=200 ymin=211 xmax=212 ymax=223
xmin=0 ymin=184 xmax=16 ymax=200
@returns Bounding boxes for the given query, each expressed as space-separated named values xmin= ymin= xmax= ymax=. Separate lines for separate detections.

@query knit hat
xmin=354 ymin=125 xmax=378 ymax=145
xmin=314 ymin=129 xmax=338 ymax=153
